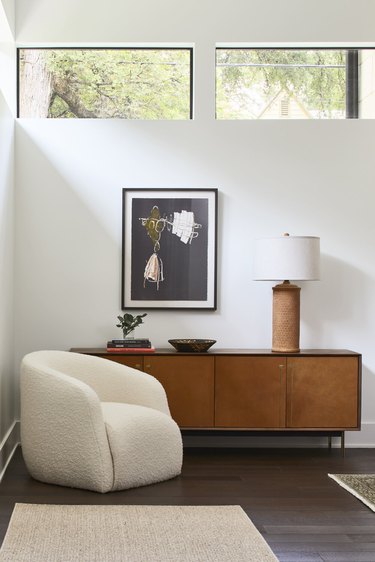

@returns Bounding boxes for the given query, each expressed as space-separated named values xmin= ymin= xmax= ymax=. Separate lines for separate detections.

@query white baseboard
xmin=345 ymin=422 xmax=375 ymax=447
xmin=0 ymin=420 xmax=20 ymax=481
xmin=183 ymin=422 xmax=375 ymax=449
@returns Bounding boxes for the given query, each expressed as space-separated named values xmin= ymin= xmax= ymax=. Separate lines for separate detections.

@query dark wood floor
xmin=1 ymin=446 xmax=375 ymax=561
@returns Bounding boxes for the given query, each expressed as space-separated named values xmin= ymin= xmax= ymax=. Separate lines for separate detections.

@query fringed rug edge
xmin=328 ymin=473 xmax=375 ymax=513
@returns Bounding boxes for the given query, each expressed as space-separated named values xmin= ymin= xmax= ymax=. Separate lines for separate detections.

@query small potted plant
xmin=116 ymin=312 xmax=147 ymax=339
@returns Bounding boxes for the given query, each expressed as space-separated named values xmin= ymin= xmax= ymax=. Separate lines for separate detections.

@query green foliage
xmin=216 ymin=49 xmax=346 ymax=119
xmin=43 ymin=49 xmax=191 ymax=119
xmin=116 ymin=313 xmax=147 ymax=338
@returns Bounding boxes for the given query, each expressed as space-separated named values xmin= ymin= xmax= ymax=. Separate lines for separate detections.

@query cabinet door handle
xmin=278 ymin=363 xmax=286 ymax=427
xmin=145 ymin=364 xmax=151 ymax=370
xmin=135 ymin=363 xmax=141 ymax=370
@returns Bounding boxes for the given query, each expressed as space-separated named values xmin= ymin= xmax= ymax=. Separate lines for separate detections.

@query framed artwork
xmin=122 ymin=188 xmax=218 ymax=310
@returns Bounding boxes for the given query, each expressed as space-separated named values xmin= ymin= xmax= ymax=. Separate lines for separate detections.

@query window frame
xmin=215 ymin=46 xmax=360 ymax=120
xmin=17 ymin=46 xmax=194 ymax=120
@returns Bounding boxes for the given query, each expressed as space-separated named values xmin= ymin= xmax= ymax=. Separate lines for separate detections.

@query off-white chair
xmin=20 ymin=350 xmax=183 ymax=493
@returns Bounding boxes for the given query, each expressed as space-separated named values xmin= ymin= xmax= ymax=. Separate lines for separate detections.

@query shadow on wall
xmin=302 ymin=252 xmax=375 ymax=422
xmin=302 ymin=252 xmax=374 ymax=348
xmin=14 ymin=124 xmax=121 ymax=364
xmin=0 ymin=92 xmax=15 ymax=444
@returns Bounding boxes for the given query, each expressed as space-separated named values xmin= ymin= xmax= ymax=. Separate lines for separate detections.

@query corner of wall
xmin=0 ymin=0 xmax=15 ymax=39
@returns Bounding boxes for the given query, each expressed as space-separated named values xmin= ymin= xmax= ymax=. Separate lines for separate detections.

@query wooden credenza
xmin=70 ymin=348 xmax=361 ymax=449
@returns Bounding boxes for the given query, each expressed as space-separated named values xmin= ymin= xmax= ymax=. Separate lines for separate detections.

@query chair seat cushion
xmin=101 ymin=402 xmax=183 ymax=491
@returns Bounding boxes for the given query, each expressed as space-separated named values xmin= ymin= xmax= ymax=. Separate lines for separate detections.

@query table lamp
xmin=253 ymin=233 xmax=320 ymax=353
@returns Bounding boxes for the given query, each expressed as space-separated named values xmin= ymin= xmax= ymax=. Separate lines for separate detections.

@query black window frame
xmin=346 ymin=49 xmax=358 ymax=119
xmin=17 ymin=46 xmax=194 ymax=120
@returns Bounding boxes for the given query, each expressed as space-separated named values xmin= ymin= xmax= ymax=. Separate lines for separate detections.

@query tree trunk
xmin=19 ymin=50 xmax=53 ymax=118
xmin=52 ymin=77 xmax=98 ymax=118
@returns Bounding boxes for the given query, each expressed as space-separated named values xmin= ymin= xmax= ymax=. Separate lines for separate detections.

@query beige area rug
xmin=329 ymin=473 xmax=375 ymax=512
xmin=0 ymin=504 xmax=278 ymax=562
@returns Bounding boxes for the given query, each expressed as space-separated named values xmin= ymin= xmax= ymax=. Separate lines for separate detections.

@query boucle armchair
xmin=20 ymin=350 xmax=183 ymax=493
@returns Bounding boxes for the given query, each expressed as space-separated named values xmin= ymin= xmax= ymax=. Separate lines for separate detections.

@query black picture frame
xmin=122 ymin=188 xmax=218 ymax=310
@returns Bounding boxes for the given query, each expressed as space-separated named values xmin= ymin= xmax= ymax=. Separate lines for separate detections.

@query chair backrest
xmin=20 ymin=350 xmax=114 ymax=492
xmin=21 ymin=350 xmax=171 ymax=415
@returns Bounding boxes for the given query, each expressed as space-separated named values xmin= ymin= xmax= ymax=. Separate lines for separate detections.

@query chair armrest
xmin=20 ymin=362 xmax=114 ymax=493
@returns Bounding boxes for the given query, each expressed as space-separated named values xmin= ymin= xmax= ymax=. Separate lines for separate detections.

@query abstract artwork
xmin=122 ymin=189 xmax=217 ymax=309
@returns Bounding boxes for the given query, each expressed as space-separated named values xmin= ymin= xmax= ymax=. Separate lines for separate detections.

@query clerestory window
xmin=18 ymin=48 xmax=193 ymax=119
xmin=216 ymin=48 xmax=375 ymax=119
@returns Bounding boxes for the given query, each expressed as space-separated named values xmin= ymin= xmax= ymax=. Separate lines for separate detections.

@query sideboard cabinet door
xmin=143 ymin=356 xmax=215 ymax=428
xmin=99 ymin=355 xmax=144 ymax=371
xmin=286 ymin=356 xmax=360 ymax=429
xmin=215 ymin=356 xmax=287 ymax=428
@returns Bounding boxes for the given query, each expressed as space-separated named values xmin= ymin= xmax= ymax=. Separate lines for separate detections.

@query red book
xmin=106 ymin=347 xmax=155 ymax=353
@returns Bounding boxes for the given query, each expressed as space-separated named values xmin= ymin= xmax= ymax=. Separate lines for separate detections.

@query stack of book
xmin=106 ymin=338 xmax=155 ymax=353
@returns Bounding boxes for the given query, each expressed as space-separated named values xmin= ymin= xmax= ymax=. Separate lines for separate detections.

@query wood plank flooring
xmin=1 ymin=446 xmax=375 ymax=561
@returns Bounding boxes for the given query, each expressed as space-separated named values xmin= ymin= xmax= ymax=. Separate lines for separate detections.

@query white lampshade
xmin=253 ymin=235 xmax=320 ymax=281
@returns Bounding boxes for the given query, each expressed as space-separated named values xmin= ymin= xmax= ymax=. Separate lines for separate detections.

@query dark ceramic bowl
xmin=168 ymin=339 xmax=216 ymax=352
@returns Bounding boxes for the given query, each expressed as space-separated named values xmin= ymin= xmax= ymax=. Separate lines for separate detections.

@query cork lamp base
xmin=272 ymin=281 xmax=301 ymax=353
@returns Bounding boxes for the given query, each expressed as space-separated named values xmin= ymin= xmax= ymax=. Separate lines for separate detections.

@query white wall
xmin=0 ymin=0 xmax=16 ymax=475
xmin=14 ymin=0 xmax=375 ymax=446
xmin=359 ymin=50 xmax=375 ymax=117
